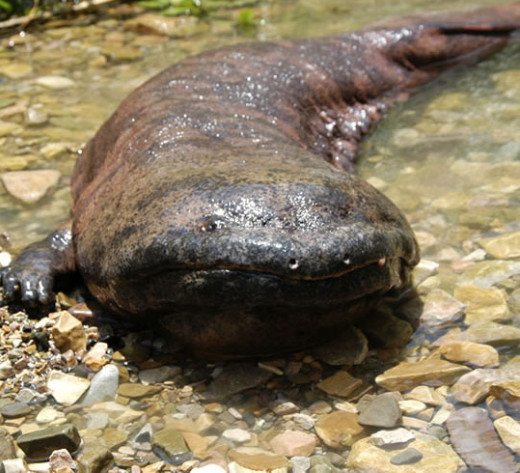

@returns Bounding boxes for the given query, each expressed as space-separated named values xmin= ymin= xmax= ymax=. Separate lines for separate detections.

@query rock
xmin=375 ymin=358 xmax=470 ymax=392
xmin=494 ymin=416 xmax=520 ymax=454
xmin=1 ymin=170 xmax=61 ymax=204
xmin=100 ymin=45 xmax=143 ymax=62
xmin=35 ymin=406 xmax=63 ymax=424
xmin=228 ymin=447 xmax=288 ymax=473
xmin=138 ymin=365 xmax=181 ymax=385
xmin=480 ymin=231 xmax=520 ymax=259
xmin=76 ymin=443 xmax=113 ymax=473
xmin=291 ymin=457 xmax=311 ymax=473
xmin=26 ymin=106 xmax=48 ymax=126
xmin=459 ymin=260 xmax=520 ymax=288
xmin=1 ymin=459 xmax=29 ymax=473
xmin=398 ymin=400 xmax=427 ymax=415
xmin=358 ymin=393 xmax=402 ymax=428
xmin=439 ymin=341 xmax=499 ymax=367
xmin=15 ymin=388 xmax=47 ymax=405
xmin=152 ymin=428 xmax=191 ymax=465
xmin=0 ymin=427 xmax=16 ymax=460
xmin=177 ymin=403 xmax=205 ymax=419
xmin=52 ymin=311 xmax=87 ymax=352
xmin=207 ymin=363 xmax=272 ymax=400
xmin=314 ymin=411 xmax=365 ymax=448
xmin=81 ymin=364 xmax=120 ymax=405
xmin=192 ymin=466 xmax=227 ymax=473
xmin=16 ymin=424 xmax=81 ymax=461
xmin=413 ymin=259 xmax=439 ymax=285
xmin=403 ymin=386 xmax=444 ymax=406
xmin=271 ymin=400 xmax=299 ymax=416
xmin=0 ymin=251 xmax=11 ymax=268
xmin=454 ymin=285 xmax=510 ymax=324
xmin=35 ymin=76 xmax=75 ymax=89
xmin=455 ymin=321 xmax=520 ymax=347
xmin=47 ymin=370 xmax=90 ymax=406
xmin=450 ymin=368 xmax=510 ymax=405
xmin=312 ymin=324 xmax=368 ymax=366
xmin=489 ymin=380 xmax=520 ymax=412
xmin=0 ymin=359 xmax=14 ymax=379
xmin=371 ymin=428 xmax=415 ymax=448
xmin=124 ymin=14 xmax=208 ymax=38
xmin=0 ymin=63 xmax=32 ymax=79
xmin=85 ymin=411 xmax=109 ymax=430
xmin=390 ymin=448 xmax=423 ymax=465
xmin=0 ymin=120 xmax=21 ymax=137
xmin=82 ymin=342 xmax=109 ymax=371
xmin=103 ymin=427 xmax=128 ymax=449
xmin=0 ymin=402 xmax=32 ymax=419
xmin=181 ymin=432 xmax=209 ymax=458
xmin=420 ymin=289 xmax=465 ymax=328
xmin=347 ymin=432 xmax=463 ymax=472
xmin=446 ymin=407 xmax=517 ymax=473
xmin=49 ymin=449 xmax=77 ymax=472
xmin=317 ymin=371 xmax=362 ymax=398
xmin=269 ymin=430 xmax=317 ymax=457
xmin=222 ymin=428 xmax=251 ymax=444
xmin=117 ymin=383 xmax=162 ymax=399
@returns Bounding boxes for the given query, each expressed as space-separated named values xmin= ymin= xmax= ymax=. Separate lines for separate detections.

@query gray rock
xmin=152 ymin=427 xmax=192 ymax=465
xmin=0 ymin=402 xmax=32 ymax=419
xmin=0 ymin=428 xmax=16 ymax=460
xmin=138 ymin=365 xmax=181 ymax=385
xmin=77 ymin=442 xmax=113 ymax=473
xmin=15 ymin=388 xmax=47 ymax=405
xmin=81 ymin=364 xmax=120 ymax=405
xmin=358 ymin=393 xmax=402 ymax=428
xmin=446 ymin=407 xmax=517 ymax=473
xmin=16 ymin=424 xmax=81 ymax=461
xmin=312 ymin=324 xmax=368 ymax=366
xmin=390 ymin=447 xmax=423 ymax=465
xmin=207 ymin=363 xmax=272 ymax=400
xmin=291 ymin=456 xmax=311 ymax=473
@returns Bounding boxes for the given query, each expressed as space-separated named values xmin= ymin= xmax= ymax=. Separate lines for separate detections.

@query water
xmin=1 ymin=0 xmax=519 ymax=468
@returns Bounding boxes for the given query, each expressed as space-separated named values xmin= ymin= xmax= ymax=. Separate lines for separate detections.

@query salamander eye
xmin=288 ymin=258 xmax=299 ymax=270
xmin=199 ymin=218 xmax=224 ymax=233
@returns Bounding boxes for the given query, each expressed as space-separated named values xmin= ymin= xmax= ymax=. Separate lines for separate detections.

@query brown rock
xmin=446 ymin=407 xmax=517 ymax=473
xmin=375 ymin=358 xmax=471 ymax=392
xmin=52 ymin=311 xmax=87 ymax=353
xmin=0 ymin=427 xmax=16 ymax=460
xmin=181 ymin=431 xmax=209 ymax=458
xmin=454 ymin=285 xmax=510 ymax=325
xmin=315 ymin=411 xmax=365 ymax=448
xmin=1 ymin=169 xmax=61 ymax=204
xmin=455 ymin=321 xmax=520 ymax=347
xmin=313 ymin=324 xmax=368 ymax=366
xmin=82 ymin=342 xmax=109 ymax=372
xmin=358 ymin=393 xmax=402 ymax=428
xmin=480 ymin=231 xmax=520 ymax=259
xmin=124 ymin=14 xmax=208 ymax=38
xmin=439 ymin=341 xmax=499 ymax=367
xmin=117 ymin=383 xmax=162 ymax=398
xmin=420 ymin=289 xmax=465 ymax=328
xmin=317 ymin=371 xmax=362 ymax=398
xmin=228 ymin=447 xmax=288 ymax=471
xmin=207 ymin=363 xmax=272 ymax=400
xmin=269 ymin=430 xmax=316 ymax=457
xmin=494 ymin=416 xmax=520 ymax=454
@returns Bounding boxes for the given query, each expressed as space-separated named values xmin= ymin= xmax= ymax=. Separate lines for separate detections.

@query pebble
xmin=1 ymin=169 xmax=61 ymax=204
xmin=35 ymin=76 xmax=75 ymax=89
xmin=16 ymin=424 xmax=81 ymax=460
xmin=455 ymin=321 xmax=520 ymax=347
xmin=152 ymin=427 xmax=191 ymax=465
xmin=371 ymin=428 xmax=415 ymax=448
xmin=291 ymin=456 xmax=311 ymax=473
xmin=82 ymin=341 xmax=109 ymax=371
xmin=0 ymin=120 xmax=21 ymax=137
xmin=117 ymin=383 xmax=162 ymax=399
xmin=446 ymin=407 xmax=517 ymax=473
xmin=49 ymin=448 xmax=77 ymax=472
xmin=390 ymin=447 xmax=423 ymax=465
xmin=269 ymin=430 xmax=317 ymax=457
xmin=439 ymin=341 xmax=499 ymax=367
xmin=358 ymin=393 xmax=402 ymax=428
xmin=493 ymin=416 xmax=520 ymax=454
xmin=81 ymin=363 xmax=120 ymax=405
xmin=314 ymin=411 xmax=365 ymax=448
xmin=228 ymin=447 xmax=288 ymax=472
xmin=138 ymin=365 xmax=181 ymax=385
xmin=51 ymin=311 xmax=87 ymax=353
xmin=403 ymin=386 xmax=444 ymax=406
xmin=0 ymin=402 xmax=32 ymax=419
xmin=47 ymin=370 xmax=90 ymax=406
xmin=76 ymin=444 xmax=113 ymax=473
xmin=375 ymin=358 xmax=471 ymax=392
xmin=222 ymin=428 xmax=251 ymax=444
xmin=479 ymin=231 xmax=520 ymax=259
xmin=317 ymin=371 xmax=362 ymax=398
xmin=453 ymin=285 xmax=510 ymax=325
xmin=420 ymin=289 xmax=465 ymax=328
xmin=124 ymin=14 xmax=208 ymax=38
xmin=35 ymin=406 xmax=62 ymax=424
xmin=0 ymin=427 xmax=17 ymax=460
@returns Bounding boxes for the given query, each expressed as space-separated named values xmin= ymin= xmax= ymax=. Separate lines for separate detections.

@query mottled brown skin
xmin=3 ymin=4 xmax=520 ymax=356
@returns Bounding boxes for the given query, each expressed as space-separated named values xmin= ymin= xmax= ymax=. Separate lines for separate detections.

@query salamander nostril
xmin=288 ymin=258 xmax=299 ymax=270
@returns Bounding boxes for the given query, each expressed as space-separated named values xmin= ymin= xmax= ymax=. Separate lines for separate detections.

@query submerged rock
xmin=16 ymin=424 xmax=81 ymax=460
xmin=1 ymin=169 xmax=61 ymax=204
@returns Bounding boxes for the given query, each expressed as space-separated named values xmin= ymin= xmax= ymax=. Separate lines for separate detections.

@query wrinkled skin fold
xmin=3 ymin=3 xmax=520 ymax=355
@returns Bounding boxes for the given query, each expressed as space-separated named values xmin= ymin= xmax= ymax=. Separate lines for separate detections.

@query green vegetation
xmin=0 ymin=0 xmax=30 ymax=20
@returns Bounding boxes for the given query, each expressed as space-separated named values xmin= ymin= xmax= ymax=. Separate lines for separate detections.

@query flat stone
xmin=440 ymin=341 xmax=499 ymax=367
xmin=181 ymin=432 xmax=209 ymax=458
xmin=76 ymin=443 xmax=113 ymax=473
xmin=152 ymin=428 xmax=191 ymax=465
xmin=317 ymin=371 xmax=362 ymax=398
xmin=494 ymin=416 xmax=520 ymax=454
xmin=398 ymin=400 xmax=427 ymax=415
xmin=207 ymin=363 xmax=272 ymax=400
xmin=228 ymin=447 xmax=288 ymax=472
xmin=446 ymin=407 xmax=517 ymax=473
xmin=82 ymin=342 xmax=109 ymax=371
xmin=269 ymin=430 xmax=317 ymax=457
xmin=47 ymin=370 xmax=90 ymax=406
xmin=1 ymin=63 xmax=32 ymax=79
xmin=81 ymin=364 xmax=120 ymax=405
xmin=371 ymin=428 xmax=415 ymax=448
xmin=1 ymin=169 xmax=61 ymax=204
xmin=347 ymin=432 xmax=463 ymax=472
xmin=0 ymin=427 xmax=17 ymax=460
xmin=271 ymin=400 xmax=299 ymax=416
xmin=315 ymin=411 xmax=365 ymax=448
xmin=35 ymin=406 xmax=62 ymax=424
xmin=390 ymin=448 xmax=423 ymax=465
xmin=375 ymin=358 xmax=470 ymax=392
xmin=312 ymin=324 xmax=368 ymax=366
xmin=480 ymin=231 xmax=520 ymax=259
xmin=450 ymin=368 xmax=512 ymax=405
xmin=222 ymin=428 xmax=251 ymax=444
xmin=403 ymin=386 xmax=444 ymax=406
xmin=103 ymin=427 xmax=128 ymax=449
xmin=454 ymin=285 xmax=510 ymax=325
xmin=16 ymin=424 xmax=81 ymax=460
xmin=138 ymin=365 xmax=181 ymax=385
xmin=0 ymin=120 xmax=21 ymax=137
xmin=358 ymin=393 xmax=402 ymax=428
xmin=35 ymin=76 xmax=75 ymax=89
xmin=459 ymin=260 xmax=520 ymax=288
xmin=489 ymin=380 xmax=520 ymax=412
xmin=420 ymin=289 xmax=465 ymax=328
xmin=0 ymin=402 xmax=32 ymax=419
xmin=455 ymin=322 xmax=520 ymax=347
xmin=117 ymin=383 xmax=162 ymax=398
